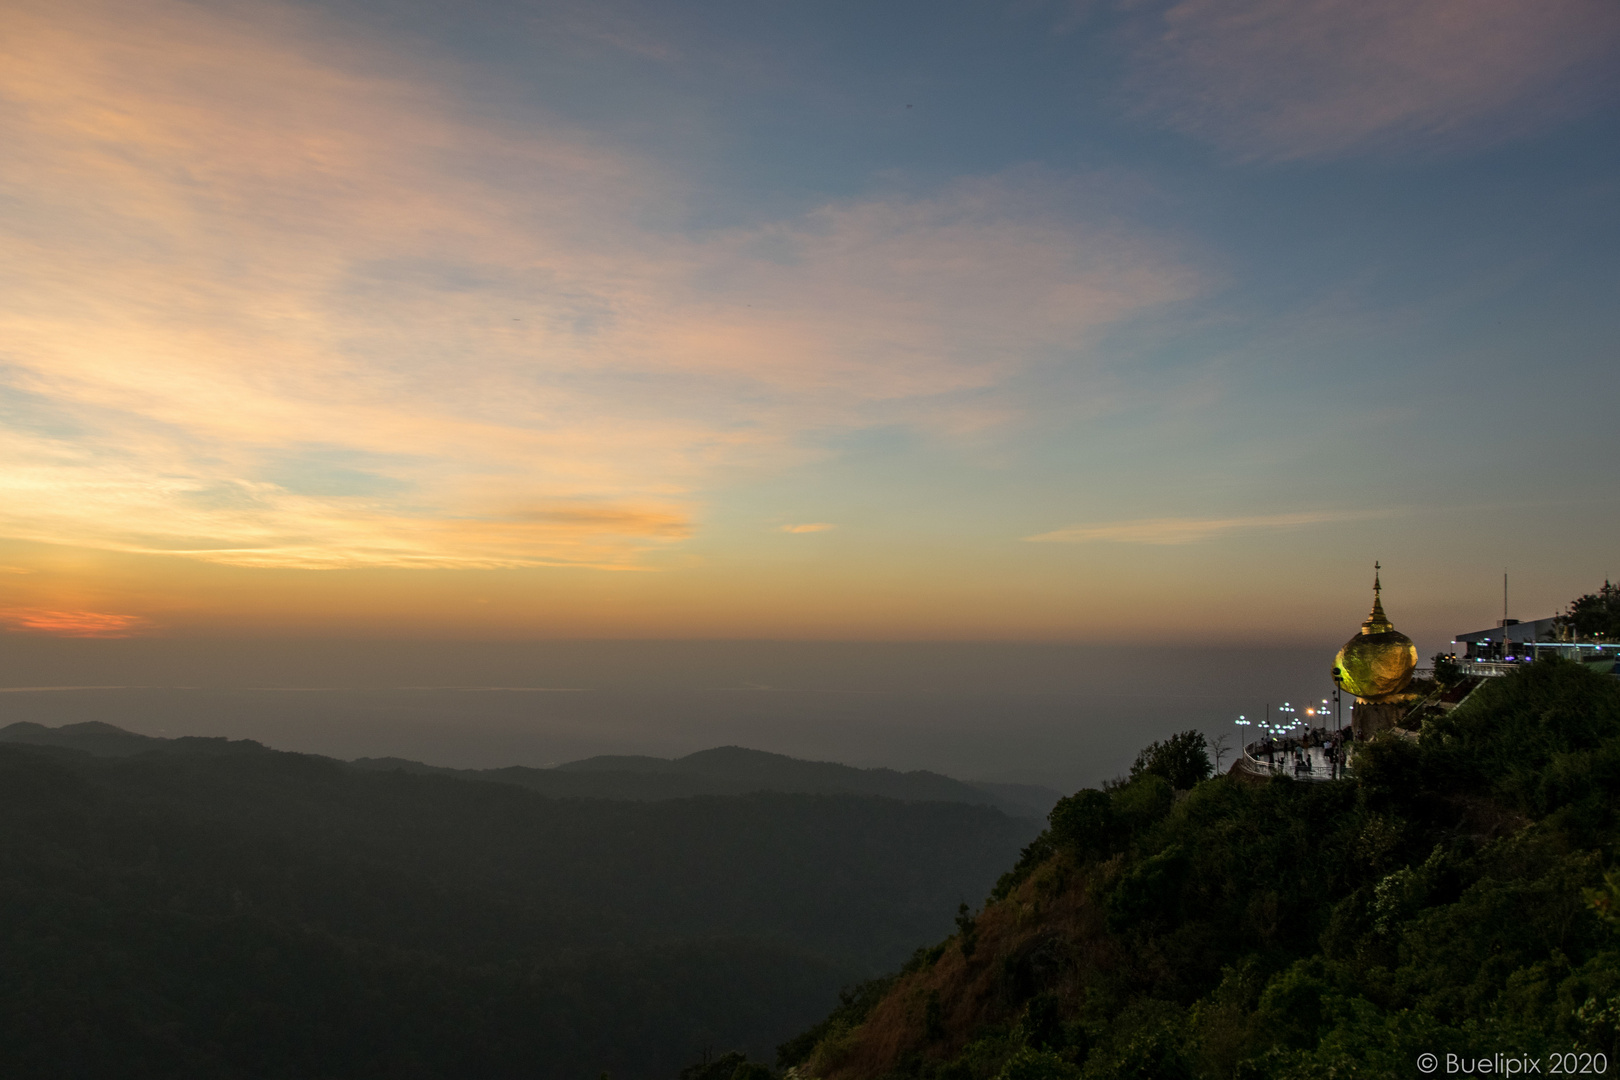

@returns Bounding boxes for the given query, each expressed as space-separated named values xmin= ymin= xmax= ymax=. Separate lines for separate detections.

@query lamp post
xmin=1235 ymin=716 xmax=1251 ymax=762
xmin=1278 ymin=703 xmax=1298 ymax=774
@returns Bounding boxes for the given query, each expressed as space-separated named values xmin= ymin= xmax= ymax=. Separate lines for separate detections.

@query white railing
xmin=1459 ymin=660 xmax=1519 ymax=677
xmin=1239 ymin=735 xmax=1349 ymax=782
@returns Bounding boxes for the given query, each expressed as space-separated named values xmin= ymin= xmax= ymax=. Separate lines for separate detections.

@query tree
xmin=1563 ymin=581 xmax=1620 ymax=641
xmin=1047 ymin=788 xmax=1118 ymax=863
xmin=1127 ymin=730 xmax=1212 ymax=791
xmin=1432 ymin=652 xmax=1462 ymax=685
xmin=955 ymin=902 xmax=979 ymax=958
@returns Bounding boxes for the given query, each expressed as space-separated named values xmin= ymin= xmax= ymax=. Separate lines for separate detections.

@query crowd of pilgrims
xmin=1253 ymin=727 xmax=1353 ymax=779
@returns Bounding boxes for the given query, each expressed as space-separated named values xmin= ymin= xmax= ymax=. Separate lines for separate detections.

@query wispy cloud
xmin=1123 ymin=0 xmax=1620 ymax=159
xmin=780 ymin=523 xmax=836 ymax=534
xmin=1024 ymin=510 xmax=1377 ymax=545
xmin=0 ymin=0 xmax=1200 ymax=571
xmin=0 ymin=608 xmax=154 ymax=637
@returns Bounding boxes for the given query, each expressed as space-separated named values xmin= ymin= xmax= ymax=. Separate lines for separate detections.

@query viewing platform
xmin=1235 ymin=727 xmax=1351 ymax=782
xmin=1456 ymin=656 xmax=1619 ymax=678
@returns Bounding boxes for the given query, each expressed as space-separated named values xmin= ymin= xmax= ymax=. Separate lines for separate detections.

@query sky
xmin=3 ymin=0 xmax=1619 ymax=657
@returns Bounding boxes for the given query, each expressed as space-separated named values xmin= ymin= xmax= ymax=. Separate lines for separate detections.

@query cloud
xmin=0 ymin=0 xmax=1199 ymax=570
xmin=0 ymin=608 xmax=154 ymax=637
xmin=1024 ymin=510 xmax=1376 ymax=545
xmin=1122 ymin=0 xmax=1620 ymax=159
xmin=639 ymin=173 xmax=1200 ymax=403
xmin=547 ymin=3 xmax=680 ymax=61
xmin=0 ymin=446 xmax=693 ymax=568
xmin=780 ymin=523 xmax=836 ymax=534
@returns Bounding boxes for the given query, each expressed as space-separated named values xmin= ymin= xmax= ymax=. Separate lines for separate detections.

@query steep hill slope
xmin=765 ymin=659 xmax=1620 ymax=1080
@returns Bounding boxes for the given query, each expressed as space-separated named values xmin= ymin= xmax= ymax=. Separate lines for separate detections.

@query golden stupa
xmin=1332 ymin=563 xmax=1417 ymax=702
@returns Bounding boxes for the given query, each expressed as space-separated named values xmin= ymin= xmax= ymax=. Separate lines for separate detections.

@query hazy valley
xmin=0 ymin=721 xmax=1041 ymax=1077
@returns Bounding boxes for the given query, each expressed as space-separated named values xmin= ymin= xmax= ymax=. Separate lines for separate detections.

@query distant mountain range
xmin=0 ymin=720 xmax=1061 ymax=818
xmin=0 ymin=718 xmax=1045 ymax=1078
xmin=0 ymin=719 xmax=261 ymax=758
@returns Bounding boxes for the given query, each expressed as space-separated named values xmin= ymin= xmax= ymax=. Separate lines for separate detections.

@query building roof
xmin=1453 ymin=616 xmax=1560 ymax=645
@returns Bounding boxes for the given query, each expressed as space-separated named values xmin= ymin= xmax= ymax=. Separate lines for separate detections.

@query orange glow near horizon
xmin=0 ymin=607 xmax=154 ymax=638
xmin=0 ymin=532 xmax=1529 ymax=648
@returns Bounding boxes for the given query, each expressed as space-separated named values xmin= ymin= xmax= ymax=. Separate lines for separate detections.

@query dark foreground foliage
xmin=0 ymin=742 xmax=1035 ymax=1079
xmin=752 ymin=658 xmax=1620 ymax=1079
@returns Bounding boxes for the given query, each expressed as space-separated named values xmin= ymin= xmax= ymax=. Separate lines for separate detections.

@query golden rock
xmin=1332 ymin=564 xmax=1418 ymax=702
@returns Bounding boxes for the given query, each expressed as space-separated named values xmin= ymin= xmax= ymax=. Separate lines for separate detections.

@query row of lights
xmin=1234 ymin=698 xmax=1336 ymax=742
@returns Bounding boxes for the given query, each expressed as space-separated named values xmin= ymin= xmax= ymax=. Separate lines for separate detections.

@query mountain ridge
xmin=0 ymin=720 xmax=1059 ymax=818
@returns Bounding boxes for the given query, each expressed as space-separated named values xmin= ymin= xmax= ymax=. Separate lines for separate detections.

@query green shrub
xmin=1128 ymin=731 xmax=1213 ymax=791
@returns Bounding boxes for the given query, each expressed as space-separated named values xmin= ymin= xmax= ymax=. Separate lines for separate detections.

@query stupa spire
xmin=1334 ymin=560 xmax=1417 ymax=724
xmin=1362 ymin=561 xmax=1392 ymax=635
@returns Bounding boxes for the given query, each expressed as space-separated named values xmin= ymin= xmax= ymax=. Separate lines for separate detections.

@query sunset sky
xmin=3 ymin=0 xmax=1618 ymax=648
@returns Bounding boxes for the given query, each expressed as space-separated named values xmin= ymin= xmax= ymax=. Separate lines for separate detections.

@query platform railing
xmin=1239 ymin=729 xmax=1351 ymax=782
xmin=1459 ymin=660 xmax=1520 ymax=677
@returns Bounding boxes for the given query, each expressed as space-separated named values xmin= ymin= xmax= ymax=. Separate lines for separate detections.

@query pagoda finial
xmin=1363 ymin=561 xmax=1392 ymax=635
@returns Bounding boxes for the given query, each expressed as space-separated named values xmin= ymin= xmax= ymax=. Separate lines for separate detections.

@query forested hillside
xmin=748 ymin=659 xmax=1620 ymax=1080
xmin=0 ymin=736 xmax=1036 ymax=1079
